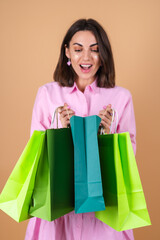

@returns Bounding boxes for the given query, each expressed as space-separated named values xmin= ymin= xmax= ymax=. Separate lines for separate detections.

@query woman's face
xmin=65 ymin=30 xmax=101 ymax=84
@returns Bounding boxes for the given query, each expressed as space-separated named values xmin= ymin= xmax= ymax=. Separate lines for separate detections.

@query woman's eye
xmin=91 ymin=49 xmax=99 ymax=52
xmin=75 ymin=49 xmax=82 ymax=52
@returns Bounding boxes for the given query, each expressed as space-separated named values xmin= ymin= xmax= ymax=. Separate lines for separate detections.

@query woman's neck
xmin=76 ymin=77 xmax=96 ymax=93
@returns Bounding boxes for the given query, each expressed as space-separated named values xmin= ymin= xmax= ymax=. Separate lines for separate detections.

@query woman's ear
xmin=65 ymin=45 xmax=70 ymax=59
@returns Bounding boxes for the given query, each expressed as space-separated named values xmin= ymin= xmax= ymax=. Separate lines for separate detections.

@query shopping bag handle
xmin=50 ymin=107 xmax=60 ymax=129
xmin=111 ymin=109 xmax=118 ymax=134
xmin=50 ymin=107 xmax=118 ymax=132
xmin=100 ymin=109 xmax=118 ymax=134
xmin=110 ymin=109 xmax=118 ymax=134
xmin=50 ymin=106 xmax=71 ymax=129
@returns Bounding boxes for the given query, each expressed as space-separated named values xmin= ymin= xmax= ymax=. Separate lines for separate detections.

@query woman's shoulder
xmin=101 ymin=85 xmax=132 ymax=99
xmin=113 ymin=85 xmax=131 ymax=95
xmin=35 ymin=81 xmax=67 ymax=99
xmin=38 ymin=81 xmax=61 ymax=92
xmin=113 ymin=85 xmax=132 ymax=97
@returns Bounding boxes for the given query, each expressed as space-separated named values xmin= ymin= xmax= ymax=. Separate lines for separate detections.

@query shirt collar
xmin=64 ymin=78 xmax=100 ymax=94
xmin=63 ymin=82 xmax=77 ymax=94
xmin=89 ymin=78 xmax=100 ymax=94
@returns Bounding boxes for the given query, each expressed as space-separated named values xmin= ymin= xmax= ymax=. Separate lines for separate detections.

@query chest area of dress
xmin=50 ymin=91 xmax=120 ymax=118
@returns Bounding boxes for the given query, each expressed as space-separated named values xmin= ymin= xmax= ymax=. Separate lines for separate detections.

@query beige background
xmin=0 ymin=0 xmax=160 ymax=239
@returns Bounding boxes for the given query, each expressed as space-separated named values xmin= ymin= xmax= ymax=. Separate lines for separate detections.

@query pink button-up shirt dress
xmin=25 ymin=79 xmax=136 ymax=240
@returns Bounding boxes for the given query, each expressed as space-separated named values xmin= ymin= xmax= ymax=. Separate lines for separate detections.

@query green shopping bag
xmin=95 ymin=132 xmax=151 ymax=231
xmin=29 ymin=109 xmax=74 ymax=221
xmin=0 ymin=131 xmax=45 ymax=222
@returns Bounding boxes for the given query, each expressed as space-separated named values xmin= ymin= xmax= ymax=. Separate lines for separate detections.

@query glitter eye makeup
xmin=90 ymin=43 xmax=99 ymax=53
xmin=74 ymin=48 xmax=82 ymax=52
xmin=73 ymin=43 xmax=99 ymax=53
xmin=74 ymin=48 xmax=99 ymax=53
xmin=91 ymin=47 xmax=99 ymax=52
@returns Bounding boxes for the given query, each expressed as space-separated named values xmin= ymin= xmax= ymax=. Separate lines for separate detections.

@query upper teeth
xmin=81 ymin=64 xmax=91 ymax=67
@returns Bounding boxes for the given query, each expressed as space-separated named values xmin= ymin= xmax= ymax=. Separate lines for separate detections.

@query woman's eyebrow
xmin=73 ymin=43 xmax=83 ymax=46
xmin=72 ymin=43 xmax=98 ymax=47
xmin=90 ymin=43 xmax=98 ymax=47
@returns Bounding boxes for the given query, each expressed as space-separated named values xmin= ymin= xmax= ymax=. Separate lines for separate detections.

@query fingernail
xmin=108 ymin=104 xmax=112 ymax=108
xmin=67 ymin=105 xmax=71 ymax=109
xmin=103 ymin=105 xmax=106 ymax=109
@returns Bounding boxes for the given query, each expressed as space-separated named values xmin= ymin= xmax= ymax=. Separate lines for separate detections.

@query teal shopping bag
xmin=0 ymin=131 xmax=45 ymax=222
xmin=70 ymin=115 xmax=105 ymax=214
xmin=95 ymin=132 xmax=151 ymax=231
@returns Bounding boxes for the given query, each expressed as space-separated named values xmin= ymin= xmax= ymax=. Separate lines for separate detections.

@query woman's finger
xmin=101 ymin=119 xmax=110 ymax=128
xmin=60 ymin=113 xmax=69 ymax=121
xmin=67 ymin=109 xmax=75 ymax=115
xmin=68 ymin=112 xmax=75 ymax=118
xmin=99 ymin=112 xmax=112 ymax=122
xmin=59 ymin=110 xmax=68 ymax=118
xmin=60 ymin=109 xmax=75 ymax=119
xmin=59 ymin=115 xmax=70 ymax=128
xmin=60 ymin=110 xmax=75 ymax=122
xmin=58 ymin=104 xmax=74 ymax=113
xmin=99 ymin=108 xmax=113 ymax=120
xmin=104 ymin=111 xmax=113 ymax=121
xmin=100 ymin=120 xmax=111 ymax=134
xmin=99 ymin=111 xmax=112 ymax=121
xmin=99 ymin=109 xmax=106 ymax=115
xmin=58 ymin=103 xmax=69 ymax=112
xmin=100 ymin=114 xmax=112 ymax=126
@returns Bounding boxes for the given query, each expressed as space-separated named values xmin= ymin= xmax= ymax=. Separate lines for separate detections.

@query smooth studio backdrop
xmin=0 ymin=0 xmax=160 ymax=239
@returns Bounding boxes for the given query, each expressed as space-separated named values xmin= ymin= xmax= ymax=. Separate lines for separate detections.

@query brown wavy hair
xmin=53 ymin=18 xmax=115 ymax=88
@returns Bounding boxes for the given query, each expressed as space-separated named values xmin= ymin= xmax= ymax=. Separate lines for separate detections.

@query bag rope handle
xmin=50 ymin=106 xmax=70 ymax=129
xmin=50 ymin=107 xmax=59 ymax=129
xmin=50 ymin=107 xmax=118 ymax=133
xmin=100 ymin=109 xmax=118 ymax=135
xmin=111 ymin=109 xmax=118 ymax=134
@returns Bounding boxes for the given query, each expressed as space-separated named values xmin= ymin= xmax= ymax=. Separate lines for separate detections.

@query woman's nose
xmin=83 ymin=50 xmax=91 ymax=60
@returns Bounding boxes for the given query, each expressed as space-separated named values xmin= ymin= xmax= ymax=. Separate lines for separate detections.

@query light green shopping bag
xmin=0 ymin=131 xmax=45 ymax=222
xmin=95 ymin=132 xmax=151 ymax=231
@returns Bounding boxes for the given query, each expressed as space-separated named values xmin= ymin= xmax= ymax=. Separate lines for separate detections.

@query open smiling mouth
xmin=80 ymin=64 xmax=92 ymax=70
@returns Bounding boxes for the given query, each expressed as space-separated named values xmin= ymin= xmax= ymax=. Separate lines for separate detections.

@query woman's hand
xmin=58 ymin=103 xmax=75 ymax=128
xmin=98 ymin=104 xmax=113 ymax=134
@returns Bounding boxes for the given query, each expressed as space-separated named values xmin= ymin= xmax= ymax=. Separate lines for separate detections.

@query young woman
xmin=25 ymin=18 xmax=136 ymax=240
